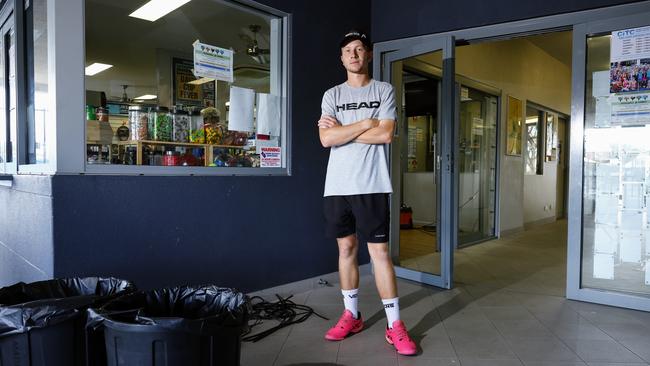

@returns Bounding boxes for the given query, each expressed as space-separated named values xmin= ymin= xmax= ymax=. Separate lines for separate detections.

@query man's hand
xmin=318 ymin=115 xmax=341 ymax=129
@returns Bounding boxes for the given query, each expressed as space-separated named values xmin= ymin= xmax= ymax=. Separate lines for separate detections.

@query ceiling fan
xmin=239 ymin=24 xmax=270 ymax=64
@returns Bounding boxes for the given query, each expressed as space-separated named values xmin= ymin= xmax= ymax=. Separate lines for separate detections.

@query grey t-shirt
xmin=321 ymin=79 xmax=396 ymax=197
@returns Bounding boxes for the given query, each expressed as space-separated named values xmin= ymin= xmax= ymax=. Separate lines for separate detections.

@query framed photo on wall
xmin=506 ymin=96 xmax=523 ymax=156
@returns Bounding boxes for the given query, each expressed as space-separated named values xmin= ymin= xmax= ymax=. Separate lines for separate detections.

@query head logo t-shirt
xmin=321 ymin=79 xmax=396 ymax=197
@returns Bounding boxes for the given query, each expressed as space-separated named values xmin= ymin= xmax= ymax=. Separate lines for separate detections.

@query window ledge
xmin=0 ymin=174 xmax=13 ymax=188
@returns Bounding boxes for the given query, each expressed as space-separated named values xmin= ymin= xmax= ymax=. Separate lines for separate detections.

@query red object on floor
xmin=400 ymin=206 xmax=413 ymax=229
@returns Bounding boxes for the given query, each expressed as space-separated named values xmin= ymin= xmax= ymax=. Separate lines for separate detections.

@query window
xmin=525 ymin=105 xmax=543 ymax=175
xmin=0 ymin=7 xmax=15 ymax=174
xmin=24 ymin=0 xmax=49 ymax=165
xmin=84 ymin=0 xmax=287 ymax=173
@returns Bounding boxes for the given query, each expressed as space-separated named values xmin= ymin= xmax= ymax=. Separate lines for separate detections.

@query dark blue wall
xmin=52 ymin=0 xmax=372 ymax=292
xmin=371 ymin=0 xmax=645 ymax=42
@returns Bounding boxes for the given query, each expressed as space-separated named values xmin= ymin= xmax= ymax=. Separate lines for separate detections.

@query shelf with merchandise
xmin=117 ymin=139 xmax=251 ymax=166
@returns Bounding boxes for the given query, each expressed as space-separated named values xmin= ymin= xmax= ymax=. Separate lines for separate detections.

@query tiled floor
xmin=243 ymin=221 xmax=650 ymax=366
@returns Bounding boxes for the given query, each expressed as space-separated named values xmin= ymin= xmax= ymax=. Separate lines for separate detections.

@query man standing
xmin=317 ymin=30 xmax=417 ymax=356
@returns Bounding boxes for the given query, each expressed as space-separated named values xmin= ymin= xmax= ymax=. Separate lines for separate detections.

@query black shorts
xmin=323 ymin=193 xmax=390 ymax=242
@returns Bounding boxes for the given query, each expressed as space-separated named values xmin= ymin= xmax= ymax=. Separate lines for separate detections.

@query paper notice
xmin=192 ymin=40 xmax=234 ymax=83
xmin=260 ymin=147 xmax=282 ymax=167
xmin=610 ymin=93 xmax=650 ymax=126
xmin=610 ymin=26 xmax=650 ymax=63
xmin=257 ymin=93 xmax=281 ymax=136
xmin=228 ymin=86 xmax=255 ymax=132
xmin=592 ymin=71 xmax=611 ymax=98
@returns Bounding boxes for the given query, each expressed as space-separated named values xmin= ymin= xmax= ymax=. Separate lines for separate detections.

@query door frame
xmin=0 ymin=0 xmax=15 ymax=175
xmin=567 ymin=12 xmax=650 ymax=312
xmin=374 ymin=1 xmax=650 ymax=309
xmin=381 ymin=36 xmax=456 ymax=289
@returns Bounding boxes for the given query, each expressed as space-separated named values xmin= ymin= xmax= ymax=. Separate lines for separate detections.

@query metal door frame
xmin=380 ymin=36 xmax=456 ymax=289
xmin=0 ymin=1 xmax=15 ymax=175
xmin=568 ymin=12 xmax=650 ymax=312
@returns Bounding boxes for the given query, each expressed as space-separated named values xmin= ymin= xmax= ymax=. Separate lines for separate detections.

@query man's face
xmin=340 ymin=40 xmax=371 ymax=74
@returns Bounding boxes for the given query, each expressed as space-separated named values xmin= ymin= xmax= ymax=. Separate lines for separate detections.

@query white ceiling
xmin=85 ymin=0 xmax=273 ymax=98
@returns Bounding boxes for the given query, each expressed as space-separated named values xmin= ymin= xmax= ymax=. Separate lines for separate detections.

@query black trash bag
xmin=0 ymin=277 xmax=135 ymax=336
xmin=87 ymin=285 xmax=250 ymax=332
xmin=86 ymin=285 xmax=250 ymax=366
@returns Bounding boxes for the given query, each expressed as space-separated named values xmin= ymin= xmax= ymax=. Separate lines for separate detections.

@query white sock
xmin=382 ymin=297 xmax=400 ymax=328
xmin=342 ymin=289 xmax=359 ymax=318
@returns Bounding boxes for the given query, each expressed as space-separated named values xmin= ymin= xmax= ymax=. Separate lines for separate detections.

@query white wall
xmin=524 ymin=160 xmax=558 ymax=224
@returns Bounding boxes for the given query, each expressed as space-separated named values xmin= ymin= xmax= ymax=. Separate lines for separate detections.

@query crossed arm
xmin=318 ymin=115 xmax=394 ymax=148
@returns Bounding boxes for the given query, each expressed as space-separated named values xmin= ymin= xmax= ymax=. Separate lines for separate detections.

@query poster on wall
xmin=610 ymin=26 xmax=650 ymax=94
xmin=192 ymin=40 xmax=234 ymax=83
xmin=506 ymin=96 xmax=523 ymax=156
xmin=172 ymin=58 xmax=215 ymax=107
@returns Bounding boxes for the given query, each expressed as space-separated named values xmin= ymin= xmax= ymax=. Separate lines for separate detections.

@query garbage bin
xmin=0 ymin=277 xmax=135 ymax=366
xmin=86 ymin=285 xmax=250 ymax=366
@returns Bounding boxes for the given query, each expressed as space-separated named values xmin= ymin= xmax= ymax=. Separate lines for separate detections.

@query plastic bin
xmin=87 ymin=285 xmax=249 ymax=366
xmin=0 ymin=277 xmax=135 ymax=366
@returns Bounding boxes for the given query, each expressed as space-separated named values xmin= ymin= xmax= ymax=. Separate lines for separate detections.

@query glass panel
xmin=458 ymin=86 xmax=498 ymax=246
xmin=84 ymin=0 xmax=283 ymax=169
xmin=25 ymin=0 xmax=48 ymax=164
xmin=546 ymin=113 xmax=555 ymax=159
xmin=582 ymin=34 xmax=650 ymax=297
xmin=395 ymin=51 xmax=442 ymax=276
xmin=6 ymin=24 xmax=15 ymax=165
xmin=0 ymin=22 xmax=6 ymax=170
xmin=525 ymin=106 xmax=542 ymax=175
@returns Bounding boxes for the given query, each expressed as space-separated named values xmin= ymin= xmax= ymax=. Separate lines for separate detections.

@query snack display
xmin=222 ymin=130 xmax=248 ymax=146
xmin=205 ymin=124 xmax=223 ymax=144
xmin=189 ymin=110 xmax=205 ymax=143
xmin=172 ymin=109 xmax=190 ymax=143
xmin=201 ymin=107 xmax=223 ymax=144
xmin=151 ymin=107 xmax=172 ymax=142
xmin=117 ymin=123 xmax=130 ymax=141
xmin=96 ymin=107 xmax=109 ymax=122
xmin=162 ymin=150 xmax=180 ymax=166
xmin=99 ymin=101 xmax=266 ymax=167
xmin=128 ymin=105 xmax=148 ymax=141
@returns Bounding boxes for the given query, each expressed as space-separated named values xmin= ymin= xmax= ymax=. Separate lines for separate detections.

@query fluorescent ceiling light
xmin=187 ymin=77 xmax=214 ymax=85
xmin=129 ymin=0 xmax=191 ymax=22
xmin=134 ymin=94 xmax=157 ymax=100
xmin=85 ymin=63 xmax=113 ymax=76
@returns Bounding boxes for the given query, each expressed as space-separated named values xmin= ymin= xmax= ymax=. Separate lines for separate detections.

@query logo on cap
xmin=344 ymin=32 xmax=366 ymax=38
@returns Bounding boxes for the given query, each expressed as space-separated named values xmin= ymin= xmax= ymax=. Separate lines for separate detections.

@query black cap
xmin=339 ymin=29 xmax=372 ymax=50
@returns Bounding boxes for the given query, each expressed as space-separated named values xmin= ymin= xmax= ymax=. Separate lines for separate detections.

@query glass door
xmin=568 ymin=13 xmax=650 ymax=311
xmin=457 ymin=85 xmax=498 ymax=247
xmin=382 ymin=36 xmax=456 ymax=288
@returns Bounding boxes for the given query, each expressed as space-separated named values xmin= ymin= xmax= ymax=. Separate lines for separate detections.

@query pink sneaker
xmin=385 ymin=320 xmax=417 ymax=355
xmin=324 ymin=310 xmax=363 ymax=341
